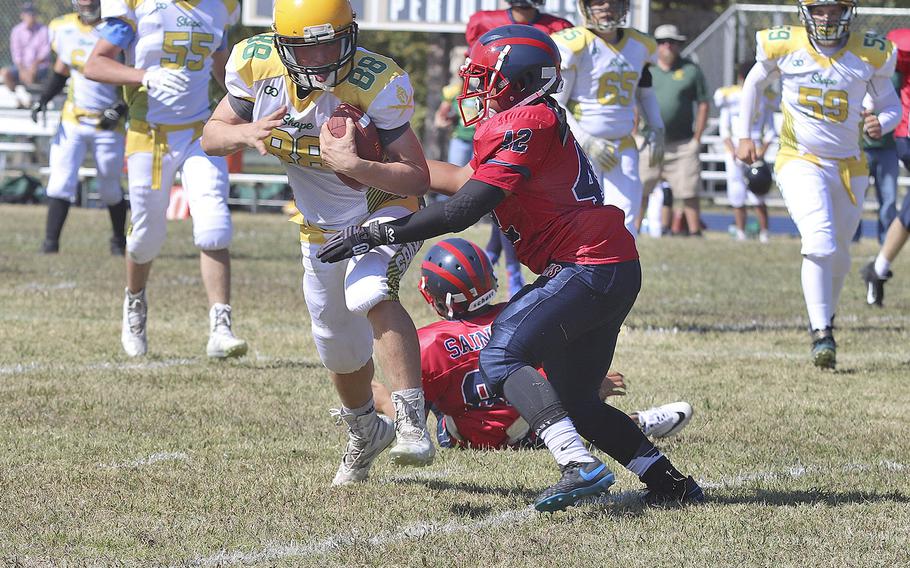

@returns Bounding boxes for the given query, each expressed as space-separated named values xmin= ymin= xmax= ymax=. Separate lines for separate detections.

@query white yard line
xmin=101 ymin=452 xmax=190 ymax=470
xmin=0 ymin=358 xmax=197 ymax=376
xmin=185 ymin=460 xmax=907 ymax=567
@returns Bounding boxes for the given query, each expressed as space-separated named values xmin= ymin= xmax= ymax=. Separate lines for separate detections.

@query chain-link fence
xmin=684 ymin=3 xmax=910 ymax=112
xmin=0 ymin=0 xmax=70 ymax=67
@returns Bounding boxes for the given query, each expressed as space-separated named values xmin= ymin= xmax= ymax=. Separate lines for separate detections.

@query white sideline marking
xmin=102 ymin=452 xmax=189 ymax=470
xmin=0 ymin=358 xmax=196 ymax=376
xmin=698 ymin=460 xmax=907 ymax=490
xmin=17 ymin=281 xmax=77 ymax=291
xmin=189 ymin=507 xmax=535 ymax=567
xmin=185 ymin=460 xmax=908 ymax=567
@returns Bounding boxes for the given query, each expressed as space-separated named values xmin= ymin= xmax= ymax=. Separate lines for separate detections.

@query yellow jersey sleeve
xmin=848 ymin=31 xmax=895 ymax=73
xmin=756 ymin=26 xmax=805 ymax=63
xmin=627 ymin=28 xmax=658 ymax=65
xmin=48 ymin=15 xmax=70 ymax=55
xmin=225 ymin=33 xmax=286 ymax=101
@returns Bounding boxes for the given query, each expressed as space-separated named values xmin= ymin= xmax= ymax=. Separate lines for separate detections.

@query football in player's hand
xmin=326 ymin=103 xmax=384 ymax=192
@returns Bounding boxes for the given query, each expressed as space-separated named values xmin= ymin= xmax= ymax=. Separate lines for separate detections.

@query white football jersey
xmin=714 ymin=84 xmax=776 ymax=142
xmin=50 ymin=13 xmax=119 ymax=121
xmin=552 ymin=26 xmax=657 ymax=140
xmin=101 ymin=0 xmax=239 ymax=125
xmin=225 ymin=34 xmax=417 ymax=229
xmin=754 ymin=25 xmax=896 ymax=159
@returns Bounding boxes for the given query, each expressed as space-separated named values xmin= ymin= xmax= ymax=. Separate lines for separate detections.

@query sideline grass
xmin=1 ymin=204 xmax=908 ymax=566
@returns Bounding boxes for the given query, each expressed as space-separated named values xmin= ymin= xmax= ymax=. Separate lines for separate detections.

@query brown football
xmin=326 ymin=103 xmax=384 ymax=192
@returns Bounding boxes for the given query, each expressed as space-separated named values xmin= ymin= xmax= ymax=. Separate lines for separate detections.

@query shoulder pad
xmin=758 ymin=26 xmax=806 ymax=61
xmin=228 ymin=33 xmax=286 ymax=91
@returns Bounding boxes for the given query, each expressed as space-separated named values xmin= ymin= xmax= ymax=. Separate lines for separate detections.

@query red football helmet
xmin=457 ymin=24 xmax=562 ymax=126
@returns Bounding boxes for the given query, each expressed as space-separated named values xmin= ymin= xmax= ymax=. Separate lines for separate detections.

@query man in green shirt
xmin=639 ymin=24 xmax=709 ymax=236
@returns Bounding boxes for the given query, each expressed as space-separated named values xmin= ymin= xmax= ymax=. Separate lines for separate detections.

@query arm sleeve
xmin=638 ymin=65 xmax=652 ymax=88
xmin=37 ymin=70 xmax=68 ymax=107
xmin=738 ymin=59 xmax=777 ymax=142
xmin=227 ymin=93 xmax=254 ymax=122
xmin=98 ymin=18 xmax=136 ymax=50
xmin=718 ymin=105 xmax=732 ymax=140
xmin=636 ymin=86 xmax=664 ymax=131
xmin=381 ymin=180 xmax=506 ymax=244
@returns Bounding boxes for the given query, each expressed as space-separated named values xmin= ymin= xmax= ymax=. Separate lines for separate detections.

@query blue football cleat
xmin=535 ymin=458 xmax=615 ymax=512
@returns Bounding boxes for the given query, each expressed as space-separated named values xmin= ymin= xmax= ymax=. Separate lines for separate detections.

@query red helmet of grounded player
xmin=419 ymin=238 xmax=498 ymax=320
xmin=457 ymin=24 xmax=562 ymax=126
xmin=507 ymin=0 xmax=546 ymax=6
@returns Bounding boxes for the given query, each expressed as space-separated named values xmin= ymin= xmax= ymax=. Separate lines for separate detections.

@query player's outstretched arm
xmin=202 ymin=96 xmax=286 ymax=157
xmin=316 ymin=180 xmax=506 ymax=264
xmin=428 ymin=160 xmax=474 ymax=196
xmin=83 ymin=38 xmax=143 ymax=86
xmin=318 ymin=121 xmax=430 ymax=196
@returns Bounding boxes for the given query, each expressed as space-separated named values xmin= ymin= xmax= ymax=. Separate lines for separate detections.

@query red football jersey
xmin=419 ymin=305 xmax=523 ymax=449
xmin=466 ymin=10 xmax=573 ymax=46
xmin=469 ymin=102 xmax=639 ymax=275
xmin=886 ymin=29 xmax=910 ymax=138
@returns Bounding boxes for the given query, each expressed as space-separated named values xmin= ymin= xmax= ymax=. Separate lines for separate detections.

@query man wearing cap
xmin=638 ymin=24 xmax=709 ymax=236
xmin=3 ymin=3 xmax=50 ymax=107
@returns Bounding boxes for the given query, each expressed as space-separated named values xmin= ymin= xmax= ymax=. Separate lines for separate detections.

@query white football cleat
xmin=389 ymin=391 xmax=435 ymax=466
xmin=331 ymin=407 xmax=396 ymax=486
xmin=636 ymin=401 xmax=693 ymax=439
xmin=121 ymin=288 xmax=148 ymax=357
xmin=206 ymin=303 xmax=248 ymax=359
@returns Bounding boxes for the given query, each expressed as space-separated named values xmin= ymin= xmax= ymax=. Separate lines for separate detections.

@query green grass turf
xmin=1 ymin=204 xmax=908 ymax=566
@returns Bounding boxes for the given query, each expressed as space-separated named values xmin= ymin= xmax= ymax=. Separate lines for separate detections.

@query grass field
xmin=1 ymin=203 xmax=909 ymax=567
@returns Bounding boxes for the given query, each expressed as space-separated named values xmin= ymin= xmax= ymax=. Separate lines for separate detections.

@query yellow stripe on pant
xmin=775 ymin=147 xmax=868 ymax=205
xmin=126 ymin=119 xmax=205 ymax=190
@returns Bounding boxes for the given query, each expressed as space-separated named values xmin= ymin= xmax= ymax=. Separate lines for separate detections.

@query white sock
xmin=343 ymin=399 xmax=375 ymax=416
xmin=874 ymin=253 xmax=892 ymax=279
xmin=802 ymin=255 xmax=833 ymax=331
xmin=539 ymin=417 xmax=595 ymax=466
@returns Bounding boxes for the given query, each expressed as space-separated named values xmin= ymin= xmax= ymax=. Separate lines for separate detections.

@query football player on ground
xmin=714 ymin=62 xmax=775 ymax=243
xmin=861 ymin=28 xmax=910 ymax=306
xmin=551 ymin=0 xmax=665 ymax=236
xmin=201 ymin=0 xmax=436 ymax=485
xmin=371 ymin=238 xmax=694 ymax=450
xmin=738 ymin=0 xmax=900 ymax=369
xmin=83 ymin=0 xmax=247 ymax=359
xmin=33 ymin=0 xmax=128 ymax=256
xmin=466 ymin=1 xmax=573 ymax=301
xmin=316 ymin=25 xmax=703 ymax=512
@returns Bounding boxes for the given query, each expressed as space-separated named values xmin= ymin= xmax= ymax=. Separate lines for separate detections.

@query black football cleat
xmin=535 ymin=458 xmax=615 ymax=513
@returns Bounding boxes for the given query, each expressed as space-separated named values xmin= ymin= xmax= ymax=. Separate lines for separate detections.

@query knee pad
xmin=96 ymin=175 xmax=125 ymax=206
xmin=193 ymin=225 xmax=232 ymax=251
xmin=311 ymin=318 xmax=373 ymax=374
xmin=127 ymin=223 xmax=166 ymax=264
xmin=800 ymin=231 xmax=836 ymax=258
xmin=345 ymin=272 xmax=390 ymax=317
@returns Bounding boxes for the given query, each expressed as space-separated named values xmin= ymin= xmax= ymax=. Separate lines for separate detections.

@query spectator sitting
xmin=3 ymin=3 xmax=50 ymax=108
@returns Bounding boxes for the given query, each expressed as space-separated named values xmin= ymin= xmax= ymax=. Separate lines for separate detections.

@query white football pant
xmin=45 ymin=121 xmax=125 ymax=206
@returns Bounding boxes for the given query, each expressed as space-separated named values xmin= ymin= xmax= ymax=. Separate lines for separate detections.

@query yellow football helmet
xmin=797 ymin=0 xmax=857 ymax=44
xmin=272 ymin=0 xmax=359 ymax=91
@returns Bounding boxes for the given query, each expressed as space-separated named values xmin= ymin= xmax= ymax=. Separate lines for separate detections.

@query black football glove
xmin=30 ymin=101 xmax=45 ymax=124
xmin=316 ymin=221 xmax=392 ymax=263
xmin=98 ymin=101 xmax=128 ymax=130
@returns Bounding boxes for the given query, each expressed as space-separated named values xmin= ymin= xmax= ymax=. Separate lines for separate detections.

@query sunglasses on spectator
xmin=657 ymin=39 xmax=683 ymax=45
